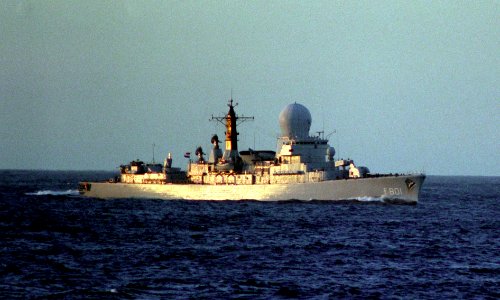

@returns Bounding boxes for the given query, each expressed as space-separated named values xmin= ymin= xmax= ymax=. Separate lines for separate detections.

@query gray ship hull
xmin=81 ymin=174 xmax=425 ymax=203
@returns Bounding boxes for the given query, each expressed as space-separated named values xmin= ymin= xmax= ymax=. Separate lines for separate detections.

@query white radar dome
xmin=279 ymin=103 xmax=312 ymax=139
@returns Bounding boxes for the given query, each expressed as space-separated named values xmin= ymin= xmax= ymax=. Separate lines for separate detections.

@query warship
xmin=79 ymin=100 xmax=425 ymax=203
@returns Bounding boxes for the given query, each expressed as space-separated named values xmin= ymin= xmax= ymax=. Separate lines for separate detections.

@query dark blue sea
xmin=0 ymin=170 xmax=498 ymax=299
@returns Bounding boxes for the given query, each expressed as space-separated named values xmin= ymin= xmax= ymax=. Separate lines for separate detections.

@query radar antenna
xmin=152 ymin=143 xmax=155 ymax=163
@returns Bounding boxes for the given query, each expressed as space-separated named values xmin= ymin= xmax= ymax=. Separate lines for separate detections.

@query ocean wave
xmin=26 ymin=189 xmax=79 ymax=196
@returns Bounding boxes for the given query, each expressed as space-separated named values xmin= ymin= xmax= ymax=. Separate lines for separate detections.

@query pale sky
xmin=1 ymin=0 xmax=498 ymax=175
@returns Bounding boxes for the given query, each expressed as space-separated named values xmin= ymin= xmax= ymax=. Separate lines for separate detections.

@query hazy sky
xmin=1 ymin=0 xmax=498 ymax=175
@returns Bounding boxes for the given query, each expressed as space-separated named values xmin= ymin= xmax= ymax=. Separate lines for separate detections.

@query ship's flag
xmin=184 ymin=152 xmax=191 ymax=158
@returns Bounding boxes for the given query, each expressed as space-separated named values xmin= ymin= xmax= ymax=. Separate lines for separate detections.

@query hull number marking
xmin=384 ymin=187 xmax=402 ymax=196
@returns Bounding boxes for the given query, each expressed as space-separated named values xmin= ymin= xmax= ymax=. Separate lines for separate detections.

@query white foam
xmin=354 ymin=196 xmax=384 ymax=202
xmin=26 ymin=189 xmax=79 ymax=196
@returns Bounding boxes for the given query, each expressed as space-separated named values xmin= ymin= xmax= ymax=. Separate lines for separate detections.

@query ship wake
xmin=26 ymin=189 xmax=79 ymax=196
xmin=350 ymin=196 xmax=416 ymax=205
xmin=283 ymin=197 xmax=415 ymax=205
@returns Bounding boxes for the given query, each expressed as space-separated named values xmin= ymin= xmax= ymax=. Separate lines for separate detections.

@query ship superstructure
xmin=79 ymin=100 xmax=425 ymax=203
